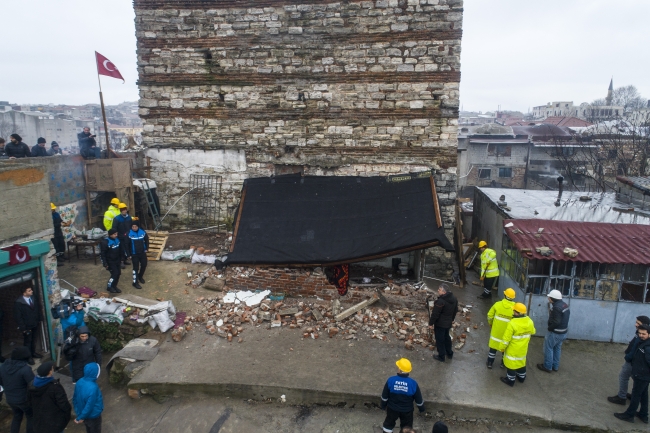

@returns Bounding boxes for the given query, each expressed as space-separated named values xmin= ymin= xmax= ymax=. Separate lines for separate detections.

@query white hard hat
xmin=547 ymin=289 xmax=563 ymax=300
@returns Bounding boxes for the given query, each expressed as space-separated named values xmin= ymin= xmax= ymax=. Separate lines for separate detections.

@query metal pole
xmin=96 ymin=72 xmax=112 ymax=158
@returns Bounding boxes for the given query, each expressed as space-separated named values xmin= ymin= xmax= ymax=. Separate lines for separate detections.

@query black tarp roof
xmin=224 ymin=173 xmax=454 ymax=266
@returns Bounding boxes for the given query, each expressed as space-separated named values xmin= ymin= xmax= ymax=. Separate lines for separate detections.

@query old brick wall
xmin=225 ymin=266 xmax=428 ymax=310
xmin=134 ymin=0 xmax=462 ymax=276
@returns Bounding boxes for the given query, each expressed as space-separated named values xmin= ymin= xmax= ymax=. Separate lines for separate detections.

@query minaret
xmin=606 ymin=78 xmax=613 ymax=105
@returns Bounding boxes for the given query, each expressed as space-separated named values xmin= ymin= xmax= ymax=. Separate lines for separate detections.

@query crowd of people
xmin=0 ymin=282 xmax=104 ymax=433
xmin=0 ymin=127 xmax=102 ymax=160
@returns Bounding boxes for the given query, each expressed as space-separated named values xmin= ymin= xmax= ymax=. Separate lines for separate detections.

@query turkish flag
xmin=2 ymin=244 xmax=32 ymax=265
xmin=95 ymin=51 xmax=124 ymax=82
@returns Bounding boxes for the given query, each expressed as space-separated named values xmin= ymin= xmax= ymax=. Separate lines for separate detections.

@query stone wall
xmin=0 ymin=163 xmax=51 ymax=243
xmin=134 ymin=0 xmax=462 ymax=276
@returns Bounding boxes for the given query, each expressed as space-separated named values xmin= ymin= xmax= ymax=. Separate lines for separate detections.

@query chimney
xmin=555 ymin=176 xmax=564 ymax=206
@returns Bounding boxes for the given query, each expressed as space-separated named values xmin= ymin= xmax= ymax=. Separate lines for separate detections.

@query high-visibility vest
xmin=103 ymin=205 xmax=120 ymax=231
xmin=498 ymin=316 xmax=536 ymax=370
xmin=481 ymin=248 xmax=500 ymax=278
xmin=487 ymin=299 xmax=514 ymax=350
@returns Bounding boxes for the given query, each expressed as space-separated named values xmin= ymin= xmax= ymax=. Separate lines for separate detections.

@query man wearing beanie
xmin=432 ymin=421 xmax=448 ymax=433
xmin=127 ymin=220 xmax=149 ymax=289
xmin=68 ymin=326 xmax=102 ymax=383
xmin=0 ymin=347 xmax=35 ymax=433
xmin=380 ymin=358 xmax=425 ymax=432
xmin=47 ymin=141 xmax=63 ymax=156
xmin=28 ymin=361 xmax=71 ymax=433
xmin=31 ymin=137 xmax=49 ymax=157
xmin=6 ymin=134 xmax=31 ymax=158
xmin=609 ymin=315 xmax=650 ymax=405
xmin=100 ymin=228 xmax=125 ymax=293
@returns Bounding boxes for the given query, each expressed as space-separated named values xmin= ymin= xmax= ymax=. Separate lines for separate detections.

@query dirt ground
xmin=163 ymin=231 xmax=230 ymax=255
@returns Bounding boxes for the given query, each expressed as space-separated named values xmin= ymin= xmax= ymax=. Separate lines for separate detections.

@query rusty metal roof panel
xmin=503 ymin=219 xmax=650 ymax=265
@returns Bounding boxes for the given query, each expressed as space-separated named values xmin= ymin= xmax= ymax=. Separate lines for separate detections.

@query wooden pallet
xmin=146 ymin=231 xmax=169 ymax=261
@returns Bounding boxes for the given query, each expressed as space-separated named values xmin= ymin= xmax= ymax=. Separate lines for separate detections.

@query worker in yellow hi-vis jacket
xmin=478 ymin=240 xmax=499 ymax=299
xmin=486 ymin=288 xmax=516 ymax=369
xmin=498 ymin=303 xmax=536 ymax=387
xmin=103 ymin=198 xmax=121 ymax=231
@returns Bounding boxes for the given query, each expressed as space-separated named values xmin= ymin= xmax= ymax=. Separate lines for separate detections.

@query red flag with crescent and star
xmin=95 ymin=51 xmax=124 ymax=82
xmin=2 ymin=244 xmax=32 ymax=265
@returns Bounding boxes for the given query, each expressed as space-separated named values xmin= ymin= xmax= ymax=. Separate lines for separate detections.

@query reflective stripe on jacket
xmin=103 ymin=206 xmax=120 ymax=231
xmin=487 ymin=299 xmax=514 ymax=350
xmin=481 ymin=248 xmax=500 ymax=278
xmin=498 ymin=315 xmax=536 ymax=370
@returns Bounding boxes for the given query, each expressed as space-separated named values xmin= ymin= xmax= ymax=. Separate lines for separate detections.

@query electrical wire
xmin=155 ymin=187 xmax=198 ymax=230
xmin=167 ymin=225 xmax=226 ymax=235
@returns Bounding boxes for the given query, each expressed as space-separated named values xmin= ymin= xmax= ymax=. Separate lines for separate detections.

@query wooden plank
xmin=230 ymin=185 xmax=247 ymax=253
xmin=335 ymin=293 xmax=379 ymax=322
xmin=430 ymin=176 xmax=442 ymax=228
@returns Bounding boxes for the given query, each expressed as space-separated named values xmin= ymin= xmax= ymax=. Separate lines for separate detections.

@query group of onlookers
xmin=0 ymin=126 xmax=101 ymax=160
xmin=0 ymin=286 xmax=104 ymax=433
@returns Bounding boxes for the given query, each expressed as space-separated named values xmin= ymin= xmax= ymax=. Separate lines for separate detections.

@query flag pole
xmin=96 ymin=72 xmax=112 ymax=159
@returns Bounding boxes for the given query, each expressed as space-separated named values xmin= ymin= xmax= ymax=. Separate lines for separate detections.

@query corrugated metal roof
xmin=503 ymin=219 xmax=650 ymax=265
xmin=617 ymin=176 xmax=650 ymax=194
xmin=478 ymin=188 xmax=650 ymax=225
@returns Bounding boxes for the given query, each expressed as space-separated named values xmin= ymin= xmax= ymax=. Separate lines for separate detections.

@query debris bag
xmin=191 ymin=253 xmax=217 ymax=264
xmin=151 ymin=310 xmax=175 ymax=332
xmin=161 ymin=249 xmax=194 ymax=261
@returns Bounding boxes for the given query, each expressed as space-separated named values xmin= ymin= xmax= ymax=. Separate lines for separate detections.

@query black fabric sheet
xmin=225 ymin=174 xmax=454 ymax=265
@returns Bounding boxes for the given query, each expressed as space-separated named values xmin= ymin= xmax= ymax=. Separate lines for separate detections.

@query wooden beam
xmin=229 ymin=185 xmax=247 ymax=253
xmin=430 ymin=176 xmax=443 ymax=228
xmin=335 ymin=293 xmax=379 ymax=322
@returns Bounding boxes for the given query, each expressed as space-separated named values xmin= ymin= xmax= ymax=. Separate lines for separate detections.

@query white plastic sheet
xmin=222 ymin=290 xmax=271 ymax=307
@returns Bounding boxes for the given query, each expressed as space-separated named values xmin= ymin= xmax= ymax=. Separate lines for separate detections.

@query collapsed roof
xmin=225 ymin=174 xmax=454 ymax=266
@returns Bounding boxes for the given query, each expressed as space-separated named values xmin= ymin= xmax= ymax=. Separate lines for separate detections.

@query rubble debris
xmin=171 ymin=326 xmax=186 ymax=342
xmin=563 ymin=247 xmax=578 ymax=258
xmin=203 ymin=276 xmax=225 ymax=291
xmin=535 ymin=246 xmax=553 ymax=257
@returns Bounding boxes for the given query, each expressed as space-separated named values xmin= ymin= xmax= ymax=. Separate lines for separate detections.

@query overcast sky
xmin=2 ymin=0 xmax=649 ymax=113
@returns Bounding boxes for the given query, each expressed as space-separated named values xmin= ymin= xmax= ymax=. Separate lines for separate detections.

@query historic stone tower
xmin=133 ymin=0 xmax=463 ymax=276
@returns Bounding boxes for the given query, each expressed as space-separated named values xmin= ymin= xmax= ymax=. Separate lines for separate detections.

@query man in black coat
xmin=14 ymin=287 xmax=43 ymax=365
xmin=615 ymin=324 xmax=650 ymax=424
xmin=31 ymin=137 xmax=48 ymax=157
xmin=78 ymin=127 xmax=100 ymax=159
xmin=69 ymin=326 xmax=102 ymax=383
xmin=428 ymin=284 xmax=458 ymax=363
xmin=0 ymin=346 xmax=35 ymax=433
xmin=100 ymin=229 xmax=125 ymax=293
xmin=6 ymin=134 xmax=31 ymax=158
xmin=28 ymin=361 xmax=71 ymax=433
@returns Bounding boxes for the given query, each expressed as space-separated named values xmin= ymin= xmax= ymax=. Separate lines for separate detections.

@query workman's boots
xmin=108 ymin=286 xmax=122 ymax=294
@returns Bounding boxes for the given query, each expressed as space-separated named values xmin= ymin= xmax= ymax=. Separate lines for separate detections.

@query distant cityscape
xmin=0 ymin=101 xmax=143 ymax=153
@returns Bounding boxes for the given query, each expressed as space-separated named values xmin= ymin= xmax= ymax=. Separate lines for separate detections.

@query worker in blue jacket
xmin=127 ymin=220 xmax=149 ymax=289
xmin=60 ymin=302 xmax=85 ymax=334
xmin=380 ymin=358 xmax=425 ymax=433
xmin=73 ymin=363 xmax=103 ymax=432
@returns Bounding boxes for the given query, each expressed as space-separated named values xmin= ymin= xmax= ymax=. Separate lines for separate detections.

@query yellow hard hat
xmin=50 ymin=203 xmax=56 ymax=210
xmin=111 ymin=198 xmax=120 ymax=205
xmin=504 ymin=288 xmax=516 ymax=300
xmin=395 ymin=358 xmax=412 ymax=373
xmin=118 ymin=203 xmax=127 ymax=209
xmin=478 ymin=240 xmax=487 ymax=248
xmin=513 ymin=303 xmax=527 ymax=314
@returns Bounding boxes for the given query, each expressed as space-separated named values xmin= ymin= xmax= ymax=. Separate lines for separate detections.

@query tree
xmin=613 ymin=85 xmax=646 ymax=111
xmin=547 ymin=112 xmax=650 ymax=192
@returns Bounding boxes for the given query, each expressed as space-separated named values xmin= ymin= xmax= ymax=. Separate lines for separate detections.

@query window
xmin=498 ymin=167 xmax=512 ymax=178
xmin=487 ymin=144 xmax=511 ymax=157
xmin=478 ymin=168 xmax=491 ymax=179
